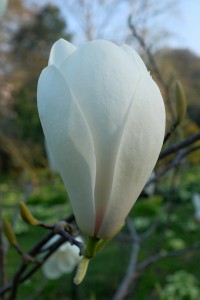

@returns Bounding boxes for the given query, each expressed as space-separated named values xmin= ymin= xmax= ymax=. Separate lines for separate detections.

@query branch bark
xmin=128 ymin=15 xmax=175 ymax=121
xmin=137 ymin=242 xmax=200 ymax=271
xmin=0 ymin=215 xmax=77 ymax=299
xmin=112 ymin=219 xmax=140 ymax=300
xmin=159 ymin=132 xmax=200 ymax=159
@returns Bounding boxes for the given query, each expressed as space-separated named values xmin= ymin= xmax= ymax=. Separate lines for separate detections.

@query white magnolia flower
xmin=37 ymin=39 xmax=165 ymax=239
xmin=192 ymin=193 xmax=200 ymax=222
xmin=42 ymin=235 xmax=82 ymax=279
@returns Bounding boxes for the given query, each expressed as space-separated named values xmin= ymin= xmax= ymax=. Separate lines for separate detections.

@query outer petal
xmin=37 ymin=66 xmax=96 ymax=235
xmin=98 ymin=75 xmax=165 ymax=238
xmin=59 ymin=40 xmax=143 ymax=233
xmin=42 ymin=252 xmax=62 ymax=279
xmin=120 ymin=44 xmax=148 ymax=75
xmin=58 ymin=243 xmax=81 ymax=273
xmin=48 ymin=39 xmax=77 ymax=68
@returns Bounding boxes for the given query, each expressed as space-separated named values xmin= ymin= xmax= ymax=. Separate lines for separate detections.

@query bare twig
xmin=137 ymin=242 xmax=200 ymax=271
xmin=8 ymin=263 xmax=27 ymax=300
xmin=159 ymin=132 xmax=200 ymax=159
xmin=0 ymin=214 xmax=83 ymax=299
xmin=128 ymin=15 xmax=175 ymax=121
xmin=155 ymin=146 xmax=200 ymax=183
xmin=112 ymin=219 xmax=140 ymax=300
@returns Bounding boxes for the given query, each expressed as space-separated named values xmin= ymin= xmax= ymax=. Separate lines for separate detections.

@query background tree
xmin=12 ymin=4 xmax=72 ymax=144
xmin=0 ymin=3 xmax=72 ymax=171
xmin=0 ymin=1 xmax=200 ymax=300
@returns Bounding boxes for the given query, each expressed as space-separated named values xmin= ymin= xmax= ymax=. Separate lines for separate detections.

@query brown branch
xmin=0 ymin=214 xmax=81 ymax=299
xmin=128 ymin=15 xmax=175 ymax=121
xmin=145 ymin=145 xmax=200 ymax=188
xmin=112 ymin=219 xmax=140 ymax=300
xmin=159 ymin=132 xmax=200 ymax=159
xmin=8 ymin=264 xmax=27 ymax=300
xmin=137 ymin=242 xmax=200 ymax=271
xmin=163 ymin=123 xmax=178 ymax=144
xmin=128 ymin=16 xmax=165 ymax=86
xmin=19 ymin=236 xmax=67 ymax=284
xmin=154 ymin=146 xmax=200 ymax=184
xmin=0 ymin=235 xmax=67 ymax=298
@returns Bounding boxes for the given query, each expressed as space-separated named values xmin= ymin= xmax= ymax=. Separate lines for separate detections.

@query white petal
xmin=44 ymin=139 xmax=59 ymax=173
xmin=37 ymin=66 xmax=96 ymax=235
xmin=58 ymin=237 xmax=82 ymax=272
xmin=60 ymin=40 xmax=143 ymax=233
xmin=98 ymin=75 xmax=165 ymax=238
xmin=121 ymin=44 xmax=148 ymax=75
xmin=57 ymin=249 xmax=76 ymax=273
xmin=42 ymin=252 xmax=62 ymax=279
xmin=58 ymin=247 xmax=81 ymax=273
xmin=48 ymin=39 xmax=77 ymax=68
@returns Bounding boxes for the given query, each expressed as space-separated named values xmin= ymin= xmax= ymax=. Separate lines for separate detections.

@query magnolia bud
xmin=37 ymin=39 xmax=165 ymax=239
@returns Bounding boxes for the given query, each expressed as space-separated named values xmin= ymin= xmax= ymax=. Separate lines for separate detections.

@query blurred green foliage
xmin=12 ymin=5 xmax=72 ymax=144
xmin=1 ymin=165 xmax=200 ymax=299
xmin=161 ymin=270 xmax=200 ymax=300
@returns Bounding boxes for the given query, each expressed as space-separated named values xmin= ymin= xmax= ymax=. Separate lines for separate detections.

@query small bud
xmin=20 ymin=202 xmax=39 ymax=226
xmin=3 ymin=218 xmax=17 ymax=246
xmin=174 ymin=80 xmax=187 ymax=125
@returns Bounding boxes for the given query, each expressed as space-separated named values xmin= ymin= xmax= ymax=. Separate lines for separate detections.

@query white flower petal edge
xmin=98 ymin=75 xmax=165 ymax=238
xmin=48 ymin=39 xmax=77 ymax=68
xmin=120 ymin=44 xmax=148 ymax=74
xmin=42 ymin=236 xmax=82 ymax=278
xmin=44 ymin=139 xmax=58 ymax=173
xmin=37 ymin=66 xmax=96 ymax=235
xmin=59 ymin=40 xmax=143 ymax=233
xmin=42 ymin=252 xmax=63 ymax=279
xmin=58 ymin=237 xmax=82 ymax=273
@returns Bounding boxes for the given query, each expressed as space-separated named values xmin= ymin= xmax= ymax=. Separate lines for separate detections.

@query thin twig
xmin=159 ymin=132 xmax=200 ymax=160
xmin=128 ymin=15 xmax=175 ymax=121
xmin=147 ymin=145 xmax=200 ymax=186
xmin=0 ymin=215 xmax=77 ymax=298
xmin=137 ymin=242 xmax=200 ymax=271
xmin=112 ymin=219 xmax=140 ymax=300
